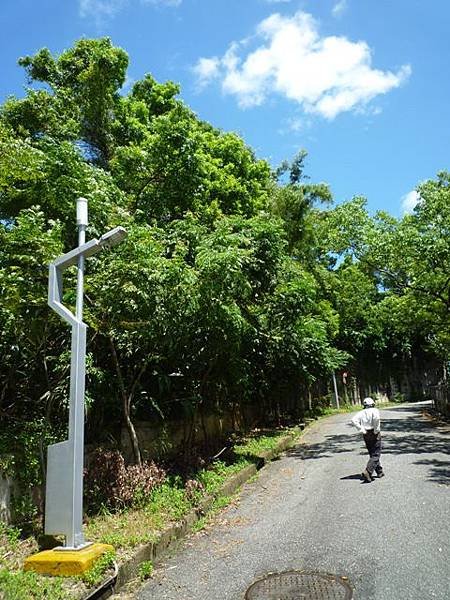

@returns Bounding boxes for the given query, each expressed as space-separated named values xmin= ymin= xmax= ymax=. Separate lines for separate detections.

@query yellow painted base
xmin=24 ymin=543 xmax=114 ymax=577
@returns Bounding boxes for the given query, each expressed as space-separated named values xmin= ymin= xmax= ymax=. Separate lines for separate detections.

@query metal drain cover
xmin=245 ymin=570 xmax=353 ymax=600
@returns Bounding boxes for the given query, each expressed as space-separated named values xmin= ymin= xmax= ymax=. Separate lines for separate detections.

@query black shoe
xmin=377 ymin=471 xmax=385 ymax=478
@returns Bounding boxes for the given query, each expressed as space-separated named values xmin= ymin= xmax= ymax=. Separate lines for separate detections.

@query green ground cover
xmin=0 ymin=430 xmax=285 ymax=599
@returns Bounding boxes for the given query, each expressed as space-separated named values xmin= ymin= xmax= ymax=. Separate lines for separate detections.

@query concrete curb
xmin=112 ymin=462 xmax=259 ymax=592
xmin=83 ymin=426 xmax=309 ymax=599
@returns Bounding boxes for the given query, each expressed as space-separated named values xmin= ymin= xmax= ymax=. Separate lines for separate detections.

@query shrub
xmin=85 ymin=448 xmax=166 ymax=512
xmin=184 ymin=478 xmax=205 ymax=505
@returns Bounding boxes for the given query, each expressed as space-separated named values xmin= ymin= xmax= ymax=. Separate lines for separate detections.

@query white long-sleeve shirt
xmin=351 ymin=407 xmax=381 ymax=434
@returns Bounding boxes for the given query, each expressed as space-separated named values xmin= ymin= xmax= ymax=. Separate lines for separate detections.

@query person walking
xmin=351 ymin=397 xmax=384 ymax=482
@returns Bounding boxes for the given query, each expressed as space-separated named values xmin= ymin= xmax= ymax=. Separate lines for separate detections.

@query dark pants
xmin=363 ymin=430 xmax=383 ymax=475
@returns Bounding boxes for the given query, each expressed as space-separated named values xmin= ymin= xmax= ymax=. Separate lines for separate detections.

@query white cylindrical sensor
xmin=76 ymin=197 xmax=88 ymax=226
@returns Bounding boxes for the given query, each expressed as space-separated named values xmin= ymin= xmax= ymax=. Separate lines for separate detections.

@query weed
xmin=211 ymin=495 xmax=231 ymax=511
xmin=0 ymin=522 xmax=22 ymax=549
xmin=0 ymin=569 xmax=66 ymax=600
xmin=146 ymin=481 xmax=192 ymax=521
xmin=234 ymin=430 xmax=294 ymax=458
xmin=191 ymin=495 xmax=232 ymax=533
xmin=184 ymin=479 xmax=205 ymax=505
xmin=138 ymin=560 xmax=154 ymax=580
xmin=246 ymin=473 xmax=259 ymax=485
xmin=86 ymin=479 xmax=198 ymax=550
xmin=80 ymin=549 xmax=116 ymax=587
xmin=85 ymin=511 xmax=158 ymax=549
xmin=192 ymin=517 xmax=207 ymax=533
xmin=196 ymin=459 xmax=251 ymax=494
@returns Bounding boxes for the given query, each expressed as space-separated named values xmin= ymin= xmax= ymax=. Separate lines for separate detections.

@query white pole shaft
xmin=76 ymin=197 xmax=88 ymax=321
xmin=72 ymin=200 xmax=87 ymax=547
xmin=76 ymin=225 xmax=86 ymax=320
xmin=332 ymin=371 xmax=340 ymax=409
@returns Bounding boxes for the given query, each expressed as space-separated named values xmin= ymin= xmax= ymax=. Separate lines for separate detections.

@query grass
xmin=233 ymin=427 xmax=299 ymax=459
xmin=84 ymin=463 xmax=241 ymax=551
xmin=191 ymin=516 xmax=207 ymax=533
xmin=85 ymin=477 xmax=200 ymax=550
xmin=0 ymin=522 xmax=75 ymax=600
xmin=0 ymin=522 xmax=34 ymax=571
xmin=196 ymin=458 xmax=252 ymax=494
xmin=85 ymin=508 xmax=160 ymax=549
xmin=85 ymin=460 xmax=253 ymax=551
xmin=0 ymin=569 xmax=67 ymax=600
xmin=146 ymin=481 xmax=193 ymax=522
xmin=79 ymin=549 xmax=116 ymax=587
xmin=0 ymin=520 xmax=118 ymax=600
xmin=0 ymin=522 xmax=21 ymax=550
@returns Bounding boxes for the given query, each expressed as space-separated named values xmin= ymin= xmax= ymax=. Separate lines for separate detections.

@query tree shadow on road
xmin=381 ymin=413 xmax=449 ymax=462
xmin=288 ymin=409 xmax=449 ymax=486
xmin=288 ymin=431 xmax=357 ymax=461
xmin=382 ymin=414 xmax=442 ymax=434
xmin=413 ymin=458 xmax=450 ymax=485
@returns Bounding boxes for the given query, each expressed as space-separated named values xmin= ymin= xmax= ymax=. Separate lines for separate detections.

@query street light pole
xmin=44 ymin=198 xmax=127 ymax=550
xmin=76 ymin=197 xmax=87 ymax=319
xmin=332 ymin=371 xmax=340 ymax=410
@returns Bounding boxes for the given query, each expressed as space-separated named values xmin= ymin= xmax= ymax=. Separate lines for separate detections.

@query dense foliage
xmin=0 ymin=38 xmax=448 ymax=521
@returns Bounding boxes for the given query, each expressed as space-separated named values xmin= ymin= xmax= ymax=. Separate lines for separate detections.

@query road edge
xmin=84 ymin=420 xmax=326 ymax=599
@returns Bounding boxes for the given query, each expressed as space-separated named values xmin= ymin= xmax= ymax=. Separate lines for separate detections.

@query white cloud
xmin=79 ymin=0 xmax=126 ymax=20
xmin=193 ymin=57 xmax=220 ymax=88
xmin=194 ymin=11 xmax=411 ymax=119
xmin=401 ymin=190 xmax=420 ymax=214
xmin=332 ymin=0 xmax=348 ymax=18
xmin=79 ymin=0 xmax=181 ymax=21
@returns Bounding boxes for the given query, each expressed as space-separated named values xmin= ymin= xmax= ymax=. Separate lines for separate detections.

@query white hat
xmin=362 ymin=397 xmax=375 ymax=407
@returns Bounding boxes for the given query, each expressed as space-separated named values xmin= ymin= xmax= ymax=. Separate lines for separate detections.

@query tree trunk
xmin=108 ymin=336 xmax=142 ymax=466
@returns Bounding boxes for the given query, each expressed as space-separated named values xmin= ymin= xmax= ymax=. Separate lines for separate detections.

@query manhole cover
xmin=245 ymin=570 xmax=353 ymax=600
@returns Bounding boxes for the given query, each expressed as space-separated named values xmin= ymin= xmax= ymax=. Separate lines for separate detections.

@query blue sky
xmin=1 ymin=0 xmax=448 ymax=216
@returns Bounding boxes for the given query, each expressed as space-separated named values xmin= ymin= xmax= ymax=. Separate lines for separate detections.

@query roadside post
xmin=332 ymin=371 xmax=340 ymax=410
xmin=25 ymin=198 xmax=127 ymax=576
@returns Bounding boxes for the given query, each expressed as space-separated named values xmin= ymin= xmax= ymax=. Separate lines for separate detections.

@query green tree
xmin=14 ymin=38 xmax=128 ymax=163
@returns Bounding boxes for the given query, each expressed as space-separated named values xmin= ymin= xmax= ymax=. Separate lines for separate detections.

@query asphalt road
xmin=137 ymin=402 xmax=449 ymax=599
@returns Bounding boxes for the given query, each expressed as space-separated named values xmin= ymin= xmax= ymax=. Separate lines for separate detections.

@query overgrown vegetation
xmin=0 ymin=428 xmax=291 ymax=598
xmin=84 ymin=449 xmax=166 ymax=513
xmin=84 ymin=456 xmax=253 ymax=550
